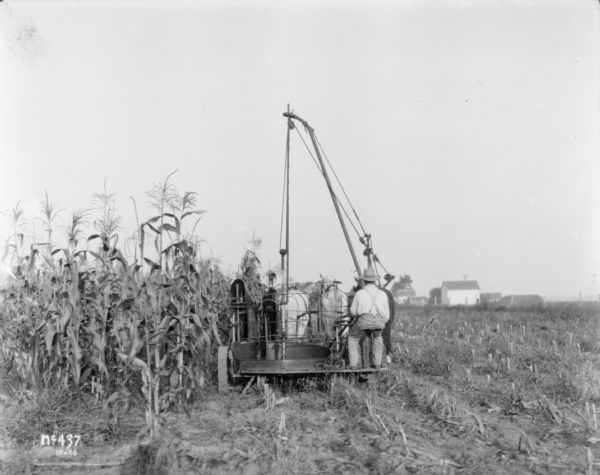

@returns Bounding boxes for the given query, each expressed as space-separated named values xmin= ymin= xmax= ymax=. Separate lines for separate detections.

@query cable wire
xmin=315 ymin=131 xmax=395 ymax=278
xmin=314 ymin=133 xmax=369 ymax=236
xmin=294 ymin=126 xmax=362 ymax=239
xmin=334 ymin=194 xmax=362 ymax=239
xmin=290 ymin=118 xmax=395 ymax=281
xmin=293 ymin=126 xmax=324 ymax=175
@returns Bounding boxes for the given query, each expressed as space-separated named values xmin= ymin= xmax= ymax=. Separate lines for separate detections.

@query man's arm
xmin=350 ymin=290 xmax=362 ymax=316
xmin=377 ymin=291 xmax=391 ymax=320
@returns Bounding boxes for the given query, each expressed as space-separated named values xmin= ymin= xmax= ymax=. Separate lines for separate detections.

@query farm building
xmin=441 ymin=280 xmax=480 ymax=306
xmin=393 ymin=288 xmax=416 ymax=304
xmin=480 ymin=292 xmax=502 ymax=304
xmin=408 ymin=296 xmax=428 ymax=306
xmin=498 ymin=295 xmax=544 ymax=307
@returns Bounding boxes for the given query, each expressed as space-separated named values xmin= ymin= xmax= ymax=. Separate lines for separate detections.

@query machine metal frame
xmin=218 ymin=109 xmax=392 ymax=391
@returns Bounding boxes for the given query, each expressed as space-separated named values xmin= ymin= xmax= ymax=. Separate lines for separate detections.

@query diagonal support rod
xmin=283 ymin=111 xmax=362 ymax=278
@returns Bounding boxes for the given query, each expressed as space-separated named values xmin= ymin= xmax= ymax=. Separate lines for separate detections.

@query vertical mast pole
xmin=285 ymin=106 xmax=291 ymax=298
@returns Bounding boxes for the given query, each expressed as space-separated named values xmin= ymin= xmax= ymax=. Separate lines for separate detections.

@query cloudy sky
xmin=1 ymin=0 xmax=598 ymax=299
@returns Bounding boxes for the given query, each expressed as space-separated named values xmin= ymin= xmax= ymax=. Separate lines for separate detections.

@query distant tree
xmin=391 ymin=274 xmax=413 ymax=292
xmin=429 ymin=287 xmax=441 ymax=305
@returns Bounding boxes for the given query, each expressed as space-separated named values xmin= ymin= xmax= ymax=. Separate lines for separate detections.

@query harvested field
xmin=2 ymin=303 xmax=599 ymax=474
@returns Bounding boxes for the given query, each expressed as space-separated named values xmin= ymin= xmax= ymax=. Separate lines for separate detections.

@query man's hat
xmin=359 ymin=267 xmax=378 ymax=282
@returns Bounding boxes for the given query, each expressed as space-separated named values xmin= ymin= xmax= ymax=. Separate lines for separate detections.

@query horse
xmin=278 ymin=288 xmax=310 ymax=339
xmin=320 ymin=284 xmax=349 ymax=339
xmin=381 ymin=288 xmax=396 ymax=360
xmin=275 ymin=282 xmax=348 ymax=340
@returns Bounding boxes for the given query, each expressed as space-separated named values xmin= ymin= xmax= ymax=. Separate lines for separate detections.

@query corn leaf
xmin=45 ymin=329 xmax=56 ymax=353
xmin=105 ymin=391 xmax=120 ymax=406
xmin=148 ymin=330 xmax=166 ymax=345
xmin=117 ymin=352 xmax=148 ymax=371
xmin=163 ymin=213 xmax=180 ymax=231
xmin=92 ymin=334 xmax=105 ymax=354
xmin=168 ymin=343 xmax=185 ymax=354
xmin=110 ymin=250 xmax=128 ymax=268
xmin=60 ymin=304 xmax=73 ymax=333
xmin=88 ymin=355 xmax=109 ymax=378
xmin=161 ymin=223 xmax=178 ymax=234
xmin=41 ymin=253 xmax=54 ymax=268
xmin=118 ymin=298 xmax=135 ymax=310
xmin=143 ymin=258 xmax=161 ymax=274
xmin=143 ymin=216 xmax=162 ymax=225
xmin=181 ymin=210 xmax=206 ymax=220
xmin=188 ymin=313 xmax=203 ymax=329
xmin=210 ymin=318 xmax=223 ymax=346
xmin=169 ymin=369 xmax=179 ymax=390
xmin=35 ymin=319 xmax=48 ymax=332
xmin=162 ymin=212 xmax=178 ymax=221
xmin=67 ymin=327 xmax=81 ymax=385
xmin=27 ymin=249 xmax=38 ymax=273
xmin=158 ymin=314 xmax=171 ymax=331
xmin=145 ymin=223 xmax=161 ymax=234
xmin=80 ymin=367 xmax=93 ymax=385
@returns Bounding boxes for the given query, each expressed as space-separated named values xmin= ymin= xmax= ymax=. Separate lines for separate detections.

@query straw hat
xmin=359 ymin=267 xmax=378 ymax=282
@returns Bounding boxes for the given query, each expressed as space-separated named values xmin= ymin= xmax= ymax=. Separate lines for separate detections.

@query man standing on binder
xmin=348 ymin=267 xmax=390 ymax=369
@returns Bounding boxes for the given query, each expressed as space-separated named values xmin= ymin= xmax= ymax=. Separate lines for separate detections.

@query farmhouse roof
xmin=481 ymin=292 xmax=502 ymax=298
xmin=442 ymin=280 xmax=480 ymax=291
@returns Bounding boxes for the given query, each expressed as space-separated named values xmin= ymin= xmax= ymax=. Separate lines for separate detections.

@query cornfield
xmin=0 ymin=174 xmax=234 ymax=438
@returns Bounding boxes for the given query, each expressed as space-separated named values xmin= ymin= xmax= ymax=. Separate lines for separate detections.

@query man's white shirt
xmin=349 ymin=284 xmax=390 ymax=321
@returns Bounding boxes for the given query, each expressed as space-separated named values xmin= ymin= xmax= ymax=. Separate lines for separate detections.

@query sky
xmin=0 ymin=0 xmax=599 ymax=300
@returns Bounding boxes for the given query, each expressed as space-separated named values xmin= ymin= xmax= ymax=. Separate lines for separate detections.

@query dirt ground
xmin=155 ymin=371 xmax=595 ymax=475
xmin=2 ymin=367 xmax=594 ymax=474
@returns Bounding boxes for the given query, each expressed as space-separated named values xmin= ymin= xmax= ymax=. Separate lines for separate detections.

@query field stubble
xmin=2 ymin=303 xmax=600 ymax=474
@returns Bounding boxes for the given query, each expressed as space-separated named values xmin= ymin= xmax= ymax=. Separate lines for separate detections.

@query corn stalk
xmin=144 ymin=170 xmax=178 ymax=434
xmin=0 ymin=176 xmax=231 ymax=439
xmin=39 ymin=190 xmax=62 ymax=266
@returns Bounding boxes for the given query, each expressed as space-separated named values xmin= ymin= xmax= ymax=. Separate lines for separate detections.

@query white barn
xmin=441 ymin=280 xmax=480 ymax=306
